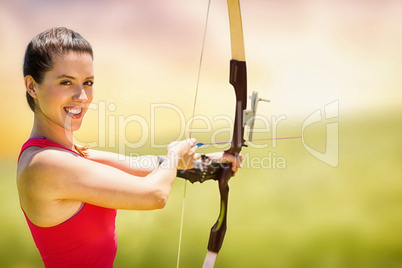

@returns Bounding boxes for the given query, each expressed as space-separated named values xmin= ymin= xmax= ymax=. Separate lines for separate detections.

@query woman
xmin=17 ymin=27 xmax=241 ymax=267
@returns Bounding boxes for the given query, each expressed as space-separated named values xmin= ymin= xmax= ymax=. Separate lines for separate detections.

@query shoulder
xmin=17 ymin=146 xmax=85 ymax=196
xmin=17 ymin=147 xmax=89 ymax=226
xmin=19 ymin=146 xmax=84 ymax=173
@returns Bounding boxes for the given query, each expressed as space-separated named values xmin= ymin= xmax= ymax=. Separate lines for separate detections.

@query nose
xmin=73 ymin=87 xmax=91 ymax=103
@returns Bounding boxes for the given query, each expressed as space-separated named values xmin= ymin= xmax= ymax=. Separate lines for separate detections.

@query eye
xmin=60 ymin=80 xmax=72 ymax=85
xmin=84 ymin=80 xmax=94 ymax=86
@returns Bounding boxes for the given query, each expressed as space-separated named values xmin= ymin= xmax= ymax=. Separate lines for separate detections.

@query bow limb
xmin=226 ymin=0 xmax=247 ymax=155
xmin=202 ymin=163 xmax=232 ymax=268
xmin=228 ymin=0 xmax=245 ymax=62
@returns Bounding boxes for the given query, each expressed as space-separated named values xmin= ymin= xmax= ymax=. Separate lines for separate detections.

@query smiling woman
xmin=16 ymin=27 xmax=241 ymax=268
xmin=25 ymin=52 xmax=94 ymax=133
xmin=17 ymin=27 xmax=197 ymax=268
xmin=23 ymin=28 xmax=93 ymax=112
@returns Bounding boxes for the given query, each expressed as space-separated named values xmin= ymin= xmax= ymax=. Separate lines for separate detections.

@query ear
xmin=24 ymin=75 xmax=38 ymax=98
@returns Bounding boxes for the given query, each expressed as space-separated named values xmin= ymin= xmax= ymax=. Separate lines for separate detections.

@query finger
xmin=231 ymin=155 xmax=243 ymax=172
xmin=187 ymin=138 xmax=197 ymax=146
xmin=230 ymin=155 xmax=241 ymax=167
xmin=231 ymin=164 xmax=238 ymax=174
xmin=189 ymin=147 xmax=197 ymax=155
xmin=237 ymin=155 xmax=243 ymax=168
xmin=236 ymin=154 xmax=243 ymax=168
xmin=167 ymin=141 xmax=179 ymax=148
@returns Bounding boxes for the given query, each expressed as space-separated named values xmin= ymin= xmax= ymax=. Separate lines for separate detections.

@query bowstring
xmin=176 ymin=1 xmax=212 ymax=267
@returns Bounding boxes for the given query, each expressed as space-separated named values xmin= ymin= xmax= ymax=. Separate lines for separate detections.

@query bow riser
xmin=227 ymin=59 xmax=247 ymax=155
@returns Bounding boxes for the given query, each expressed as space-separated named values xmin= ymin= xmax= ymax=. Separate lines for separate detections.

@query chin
xmin=72 ymin=121 xmax=84 ymax=132
xmin=62 ymin=120 xmax=83 ymax=133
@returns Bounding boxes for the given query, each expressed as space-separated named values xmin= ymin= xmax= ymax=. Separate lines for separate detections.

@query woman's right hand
xmin=166 ymin=138 xmax=197 ymax=168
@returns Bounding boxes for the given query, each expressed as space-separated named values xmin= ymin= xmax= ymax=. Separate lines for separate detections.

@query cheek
xmin=86 ymin=89 xmax=94 ymax=102
xmin=46 ymin=85 xmax=67 ymax=98
xmin=37 ymin=86 xmax=65 ymax=108
xmin=89 ymin=91 xmax=94 ymax=101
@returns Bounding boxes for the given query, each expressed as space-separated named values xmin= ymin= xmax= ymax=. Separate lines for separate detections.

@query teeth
xmin=65 ymin=108 xmax=81 ymax=115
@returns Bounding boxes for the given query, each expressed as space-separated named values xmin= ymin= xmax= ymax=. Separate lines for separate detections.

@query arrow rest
xmin=243 ymin=91 xmax=270 ymax=142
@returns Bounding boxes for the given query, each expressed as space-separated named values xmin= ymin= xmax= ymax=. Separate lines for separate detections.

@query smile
xmin=64 ymin=107 xmax=83 ymax=117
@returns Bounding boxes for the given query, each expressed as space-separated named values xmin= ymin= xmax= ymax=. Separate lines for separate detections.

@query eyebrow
xmin=57 ymin=75 xmax=94 ymax=80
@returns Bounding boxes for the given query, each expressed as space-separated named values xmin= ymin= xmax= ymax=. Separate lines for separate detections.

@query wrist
xmin=165 ymin=151 xmax=179 ymax=168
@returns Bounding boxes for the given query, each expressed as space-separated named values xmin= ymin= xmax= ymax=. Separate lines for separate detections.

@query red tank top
xmin=18 ymin=138 xmax=117 ymax=268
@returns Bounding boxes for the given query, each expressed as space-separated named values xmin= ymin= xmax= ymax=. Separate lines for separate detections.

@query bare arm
xmin=83 ymin=149 xmax=162 ymax=177
xmin=19 ymin=139 xmax=197 ymax=211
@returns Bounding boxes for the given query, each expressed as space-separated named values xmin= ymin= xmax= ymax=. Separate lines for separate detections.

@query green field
xmin=1 ymin=112 xmax=402 ymax=268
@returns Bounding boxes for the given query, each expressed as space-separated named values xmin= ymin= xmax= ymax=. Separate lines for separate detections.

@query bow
xmin=176 ymin=0 xmax=267 ymax=266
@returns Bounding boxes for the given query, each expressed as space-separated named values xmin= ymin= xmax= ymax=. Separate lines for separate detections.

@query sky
xmin=0 ymin=0 xmax=401 ymax=155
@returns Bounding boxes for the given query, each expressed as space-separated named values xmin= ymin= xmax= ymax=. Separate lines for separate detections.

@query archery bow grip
xmin=176 ymin=155 xmax=225 ymax=183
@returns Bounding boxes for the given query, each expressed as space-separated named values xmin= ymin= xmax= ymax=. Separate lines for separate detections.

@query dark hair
xmin=23 ymin=27 xmax=93 ymax=111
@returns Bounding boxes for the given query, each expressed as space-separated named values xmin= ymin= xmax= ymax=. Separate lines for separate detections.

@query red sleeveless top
xmin=18 ymin=138 xmax=117 ymax=268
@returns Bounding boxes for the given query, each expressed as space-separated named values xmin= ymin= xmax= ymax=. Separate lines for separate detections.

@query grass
xmin=1 ymin=110 xmax=402 ymax=267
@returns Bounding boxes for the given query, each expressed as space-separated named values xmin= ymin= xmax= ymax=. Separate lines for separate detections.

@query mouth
xmin=64 ymin=106 xmax=83 ymax=118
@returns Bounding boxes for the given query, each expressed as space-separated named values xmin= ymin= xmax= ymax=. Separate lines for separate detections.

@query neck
xmin=30 ymin=113 xmax=75 ymax=150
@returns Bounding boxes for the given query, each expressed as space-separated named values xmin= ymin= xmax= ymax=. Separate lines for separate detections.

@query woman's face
xmin=33 ymin=51 xmax=94 ymax=132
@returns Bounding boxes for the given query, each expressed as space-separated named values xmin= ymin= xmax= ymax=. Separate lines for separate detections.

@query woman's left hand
xmin=179 ymin=150 xmax=243 ymax=175
xmin=205 ymin=151 xmax=244 ymax=176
